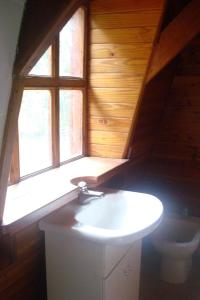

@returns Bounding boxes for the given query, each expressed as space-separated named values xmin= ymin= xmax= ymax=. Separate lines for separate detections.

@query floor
xmin=139 ymin=238 xmax=200 ymax=300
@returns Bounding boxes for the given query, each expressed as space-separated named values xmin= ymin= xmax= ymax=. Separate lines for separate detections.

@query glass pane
xmin=59 ymin=90 xmax=83 ymax=162
xmin=29 ymin=46 xmax=52 ymax=76
xmin=19 ymin=90 xmax=52 ymax=177
xmin=59 ymin=8 xmax=84 ymax=77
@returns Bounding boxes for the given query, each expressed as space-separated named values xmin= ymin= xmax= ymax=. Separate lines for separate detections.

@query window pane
xmin=59 ymin=8 xmax=84 ymax=77
xmin=19 ymin=90 xmax=52 ymax=177
xmin=29 ymin=46 xmax=52 ymax=76
xmin=59 ymin=90 xmax=83 ymax=162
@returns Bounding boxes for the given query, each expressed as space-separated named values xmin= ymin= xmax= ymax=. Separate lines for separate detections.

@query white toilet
xmin=152 ymin=215 xmax=200 ymax=284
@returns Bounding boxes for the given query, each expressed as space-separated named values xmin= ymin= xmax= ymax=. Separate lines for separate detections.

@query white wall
xmin=0 ymin=0 xmax=25 ymax=152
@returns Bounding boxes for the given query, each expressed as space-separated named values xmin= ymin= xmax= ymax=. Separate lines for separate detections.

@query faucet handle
xmin=78 ymin=181 xmax=88 ymax=192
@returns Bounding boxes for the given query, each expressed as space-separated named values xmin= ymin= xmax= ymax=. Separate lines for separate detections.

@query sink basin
xmin=39 ymin=189 xmax=163 ymax=300
xmin=73 ymin=189 xmax=163 ymax=244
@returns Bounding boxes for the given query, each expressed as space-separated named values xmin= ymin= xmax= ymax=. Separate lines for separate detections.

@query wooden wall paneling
xmin=177 ymin=66 xmax=200 ymax=76
xmin=91 ymin=10 xmax=161 ymax=29
xmin=90 ymin=27 xmax=157 ymax=44
xmin=128 ymin=61 xmax=177 ymax=161
xmin=89 ymin=130 xmax=128 ymax=146
xmin=90 ymin=102 xmax=137 ymax=118
xmin=145 ymin=35 xmax=200 ymax=215
xmin=170 ymin=76 xmax=200 ymax=96
xmin=88 ymin=0 xmax=167 ymax=158
xmin=176 ymin=39 xmax=200 ymax=76
xmin=0 ymin=233 xmax=15 ymax=268
xmin=89 ymin=88 xmax=139 ymax=103
xmin=147 ymin=0 xmax=200 ymax=82
xmin=152 ymin=142 xmax=199 ymax=160
xmin=166 ymin=95 xmax=200 ymax=107
xmin=90 ymin=43 xmax=152 ymax=59
xmin=88 ymin=144 xmax=125 ymax=158
xmin=90 ymin=0 xmax=165 ymax=14
xmin=0 ymin=250 xmax=45 ymax=300
xmin=89 ymin=117 xmax=131 ymax=133
xmin=146 ymin=158 xmax=200 ymax=183
xmin=141 ymin=160 xmax=200 ymax=216
xmin=90 ymin=73 xmax=143 ymax=89
xmin=90 ymin=59 xmax=147 ymax=75
xmin=122 ymin=0 xmax=171 ymax=159
xmin=0 ymin=223 xmax=46 ymax=300
xmin=14 ymin=224 xmax=43 ymax=259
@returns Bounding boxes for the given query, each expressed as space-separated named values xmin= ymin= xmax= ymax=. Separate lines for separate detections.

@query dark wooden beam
xmin=147 ymin=0 xmax=200 ymax=82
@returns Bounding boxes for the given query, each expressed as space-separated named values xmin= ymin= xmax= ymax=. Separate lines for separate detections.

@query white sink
xmin=73 ymin=190 xmax=163 ymax=244
xmin=39 ymin=189 xmax=163 ymax=300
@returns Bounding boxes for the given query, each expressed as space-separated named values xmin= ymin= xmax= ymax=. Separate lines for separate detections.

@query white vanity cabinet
xmin=103 ymin=241 xmax=141 ymax=300
xmin=42 ymin=230 xmax=141 ymax=300
xmin=40 ymin=189 xmax=163 ymax=300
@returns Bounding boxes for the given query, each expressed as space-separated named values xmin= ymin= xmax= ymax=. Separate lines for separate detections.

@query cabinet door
xmin=103 ymin=240 xmax=141 ymax=300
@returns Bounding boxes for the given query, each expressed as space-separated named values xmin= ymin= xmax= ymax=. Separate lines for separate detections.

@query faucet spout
xmin=78 ymin=181 xmax=104 ymax=204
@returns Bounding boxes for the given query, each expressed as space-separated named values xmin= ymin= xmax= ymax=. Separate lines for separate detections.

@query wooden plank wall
xmin=144 ymin=34 xmax=200 ymax=214
xmin=129 ymin=62 xmax=176 ymax=162
xmin=0 ymin=224 xmax=46 ymax=300
xmin=88 ymin=0 xmax=166 ymax=158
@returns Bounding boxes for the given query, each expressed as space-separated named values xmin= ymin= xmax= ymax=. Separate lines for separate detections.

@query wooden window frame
xmin=0 ymin=1 xmax=88 ymax=222
xmin=9 ymin=5 xmax=88 ymax=185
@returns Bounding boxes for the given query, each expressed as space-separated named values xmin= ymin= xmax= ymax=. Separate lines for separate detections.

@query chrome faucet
xmin=78 ymin=181 xmax=104 ymax=204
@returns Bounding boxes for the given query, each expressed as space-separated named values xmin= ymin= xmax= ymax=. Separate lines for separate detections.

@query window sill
xmin=2 ymin=157 xmax=128 ymax=234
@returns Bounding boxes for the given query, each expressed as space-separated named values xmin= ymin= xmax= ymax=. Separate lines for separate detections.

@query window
xmin=59 ymin=90 xmax=83 ymax=162
xmin=29 ymin=46 xmax=52 ymax=76
xmin=9 ymin=7 xmax=86 ymax=184
xmin=19 ymin=90 xmax=52 ymax=177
